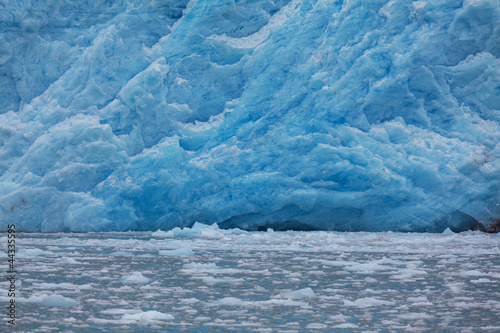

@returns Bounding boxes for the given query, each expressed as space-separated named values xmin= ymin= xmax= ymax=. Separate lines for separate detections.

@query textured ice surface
xmin=1 ymin=228 xmax=499 ymax=331
xmin=1 ymin=0 xmax=500 ymax=232
xmin=24 ymin=294 xmax=77 ymax=308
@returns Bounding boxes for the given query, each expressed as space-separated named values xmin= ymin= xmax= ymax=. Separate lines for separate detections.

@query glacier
xmin=0 ymin=0 xmax=499 ymax=232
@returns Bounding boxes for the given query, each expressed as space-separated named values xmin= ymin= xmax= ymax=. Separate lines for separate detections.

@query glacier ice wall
xmin=1 ymin=0 xmax=499 ymax=232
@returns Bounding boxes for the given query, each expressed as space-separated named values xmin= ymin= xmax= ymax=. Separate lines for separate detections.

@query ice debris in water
xmin=443 ymin=227 xmax=456 ymax=235
xmin=343 ymin=297 xmax=396 ymax=308
xmin=121 ymin=311 xmax=174 ymax=322
xmin=154 ymin=222 xmax=225 ymax=239
xmin=280 ymin=287 xmax=317 ymax=299
xmin=1 ymin=231 xmax=499 ymax=331
xmin=119 ymin=272 xmax=151 ymax=284
xmin=24 ymin=294 xmax=77 ymax=307
xmin=159 ymin=247 xmax=195 ymax=256
xmin=0 ymin=0 xmax=499 ymax=232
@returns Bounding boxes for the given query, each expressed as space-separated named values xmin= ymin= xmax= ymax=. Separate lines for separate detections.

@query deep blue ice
xmin=0 ymin=0 xmax=499 ymax=232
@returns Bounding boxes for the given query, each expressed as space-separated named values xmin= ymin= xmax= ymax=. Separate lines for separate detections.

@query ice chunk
xmin=332 ymin=323 xmax=359 ymax=329
xmin=182 ymin=263 xmax=242 ymax=274
xmin=443 ymin=228 xmax=455 ymax=235
xmin=158 ymin=223 xmax=224 ymax=239
xmin=461 ymin=270 xmax=488 ymax=277
xmin=152 ymin=230 xmax=168 ymax=237
xmin=280 ymin=288 xmax=317 ymax=299
xmin=121 ymin=311 xmax=174 ymax=322
xmin=183 ymin=263 xmax=219 ymax=271
xmin=397 ymin=313 xmax=434 ymax=320
xmin=344 ymin=262 xmax=391 ymax=272
xmin=34 ymin=283 xmax=92 ymax=290
xmin=215 ymin=297 xmax=251 ymax=307
xmin=407 ymin=296 xmax=432 ymax=306
xmin=57 ymin=257 xmax=79 ymax=264
xmin=343 ymin=297 xmax=396 ymax=308
xmin=17 ymin=249 xmax=53 ymax=258
xmin=110 ymin=251 xmax=134 ymax=256
xmin=306 ymin=323 xmax=328 ymax=329
xmin=159 ymin=248 xmax=194 ymax=256
xmin=25 ymin=294 xmax=77 ymax=307
xmin=471 ymin=278 xmax=493 ymax=283
xmin=201 ymin=276 xmax=244 ymax=284
xmin=119 ymin=272 xmax=151 ymax=284
xmin=390 ymin=268 xmax=428 ymax=281
xmin=213 ymin=297 xmax=308 ymax=308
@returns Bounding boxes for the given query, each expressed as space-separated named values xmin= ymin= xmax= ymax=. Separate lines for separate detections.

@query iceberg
xmin=0 ymin=0 xmax=499 ymax=232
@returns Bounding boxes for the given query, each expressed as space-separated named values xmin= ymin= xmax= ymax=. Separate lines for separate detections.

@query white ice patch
xmin=407 ymin=296 xmax=432 ymax=306
xmin=307 ymin=323 xmax=328 ymax=329
xmin=332 ymin=323 xmax=359 ymax=328
xmin=343 ymin=297 xmax=396 ymax=308
xmin=207 ymin=0 xmax=301 ymax=49
xmin=201 ymin=276 xmax=244 ymax=284
xmin=159 ymin=248 xmax=195 ymax=256
xmin=214 ymin=297 xmax=251 ymax=307
xmin=110 ymin=251 xmax=134 ymax=256
xmin=33 ymin=282 xmax=92 ymax=290
xmin=119 ymin=272 xmax=151 ymax=284
xmin=397 ymin=312 xmax=434 ymax=320
xmin=280 ymin=288 xmax=317 ymax=299
xmin=344 ymin=262 xmax=392 ymax=272
xmin=442 ymin=227 xmax=456 ymax=235
xmin=182 ymin=263 xmax=242 ymax=274
xmin=17 ymin=248 xmax=53 ymax=258
xmin=318 ymin=260 xmax=358 ymax=267
xmin=390 ymin=268 xmax=428 ymax=280
xmin=121 ymin=310 xmax=174 ymax=322
xmin=461 ymin=270 xmax=489 ymax=277
xmin=213 ymin=297 xmax=309 ymax=308
xmin=471 ymin=278 xmax=494 ymax=283
xmin=155 ymin=222 xmax=224 ymax=239
xmin=57 ymin=257 xmax=79 ymax=264
xmin=24 ymin=294 xmax=77 ymax=307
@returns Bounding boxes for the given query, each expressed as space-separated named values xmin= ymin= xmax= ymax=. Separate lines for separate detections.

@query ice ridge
xmin=0 ymin=0 xmax=499 ymax=232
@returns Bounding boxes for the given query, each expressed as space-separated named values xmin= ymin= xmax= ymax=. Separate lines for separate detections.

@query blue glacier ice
xmin=0 ymin=0 xmax=499 ymax=232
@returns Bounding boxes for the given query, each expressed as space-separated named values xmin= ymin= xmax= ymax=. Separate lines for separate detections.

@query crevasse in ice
xmin=0 ymin=0 xmax=499 ymax=232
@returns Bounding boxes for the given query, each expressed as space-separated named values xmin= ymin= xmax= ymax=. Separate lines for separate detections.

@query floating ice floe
xmin=213 ymin=297 xmax=309 ymax=308
xmin=182 ymin=262 xmax=242 ymax=274
xmin=17 ymin=248 xmax=54 ymax=258
xmin=153 ymin=222 xmax=225 ymax=239
xmin=280 ymin=287 xmax=317 ymax=299
xmin=343 ymin=297 xmax=396 ymax=308
xmin=119 ymin=272 xmax=151 ymax=284
xmin=442 ymin=228 xmax=456 ymax=235
xmin=201 ymin=276 xmax=244 ymax=284
xmin=159 ymin=247 xmax=194 ymax=256
xmin=121 ymin=310 xmax=174 ymax=322
xmin=110 ymin=251 xmax=134 ymax=256
xmin=24 ymin=294 xmax=77 ymax=307
xmin=33 ymin=282 xmax=92 ymax=290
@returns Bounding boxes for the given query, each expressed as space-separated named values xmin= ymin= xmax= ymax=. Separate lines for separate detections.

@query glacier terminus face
xmin=0 ymin=0 xmax=499 ymax=232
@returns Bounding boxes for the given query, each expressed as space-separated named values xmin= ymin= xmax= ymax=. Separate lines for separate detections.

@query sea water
xmin=2 ymin=225 xmax=499 ymax=331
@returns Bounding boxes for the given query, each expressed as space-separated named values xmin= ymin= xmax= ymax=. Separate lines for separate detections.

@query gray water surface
xmin=1 ymin=227 xmax=499 ymax=332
